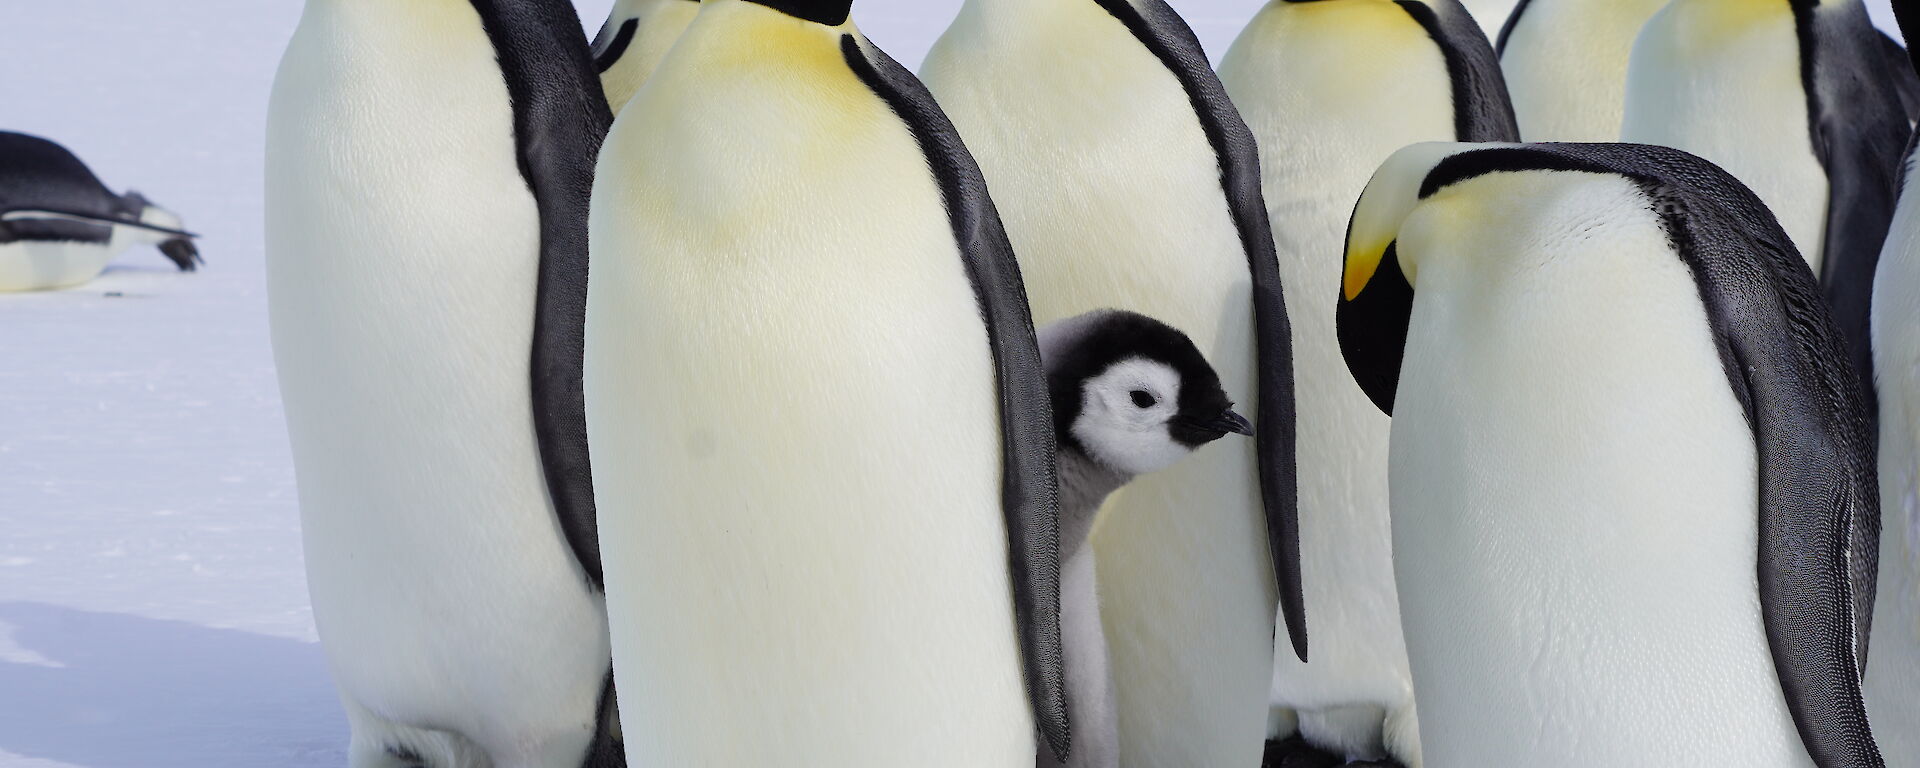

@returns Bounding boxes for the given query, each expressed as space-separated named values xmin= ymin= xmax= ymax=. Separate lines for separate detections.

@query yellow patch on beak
xmin=1344 ymin=239 xmax=1391 ymax=301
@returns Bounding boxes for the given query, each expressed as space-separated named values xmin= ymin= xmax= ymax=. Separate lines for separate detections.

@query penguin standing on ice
xmin=1040 ymin=309 xmax=1254 ymax=768
xmin=0 ymin=131 xmax=199 ymax=292
xmin=589 ymin=0 xmax=699 ymax=112
xmin=1495 ymin=0 xmax=1669 ymax=141
xmin=1340 ymin=141 xmax=1882 ymax=767
xmin=1622 ymin=0 xmax=1914 ymax=414
xmin=586 ymin=0 xmax=1067 ymax=764
xmin=921 ymin=4 xmax=1300 ymax=764
xmin=266 ymin=2 xmax=618 ymax=766
xmin=1218 ymin=3 xmax=1512 ymax=765
xmin=1867 ymin=5 xmax=1920 ymax=763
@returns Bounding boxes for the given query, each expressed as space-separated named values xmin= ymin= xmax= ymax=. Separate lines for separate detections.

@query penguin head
xmin=119 ymin=191 xmax=201 ymax=272
xmin=1040 ymin=310 xmax=1252 ymax=477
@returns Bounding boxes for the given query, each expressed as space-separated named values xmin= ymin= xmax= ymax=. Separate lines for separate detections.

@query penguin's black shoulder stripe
xmin=1393 ymin=0 xmax=1520 ymax=142
xmin=591 ymin=18 xmax=638 ymax=74
xmin=1494 ymin=0 xmax=1535 ymax=55
xmin=467 ymin=0 xmax=614 ymax=594
xmin=1422 ymin=143 xmax=1884 ymax=768
xmin=838 ymin=34 xmax=1071 ymax=762
xmin=1087 ymin=0 xmax=1306 ymax=664
xmin=1794 ymin=0 xmax=1910 ymax=427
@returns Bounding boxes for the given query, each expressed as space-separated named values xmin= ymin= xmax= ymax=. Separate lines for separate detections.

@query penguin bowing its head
xmin=1038 ymin=308 xmax=1251 ymax=768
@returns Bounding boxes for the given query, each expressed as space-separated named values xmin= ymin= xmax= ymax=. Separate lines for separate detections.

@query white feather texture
xmin=1621 ymin=0 xmax=1828 ymax=273
xmin=587 ymin=2 xmax=1034 ymax=765
xmin=265 ymin=2 xmax=609 ymax=767
xmin=922 ymin=2 xmax=1276 ymax=765
xmin=1216 ymin=2 xmax=1452 ymax=763
xmin=595 ymin=0 xmax=700 ymax=113
xmin=1868 ymin=146 xmax=1920 ymax=768
xmin=1458 ymin=0 xmax=1519 ymax=36
xmin=1378 ymin=150 xmax=1811 ymax=766
xmin=1499 ymin=0 xmax=1668 ymax=141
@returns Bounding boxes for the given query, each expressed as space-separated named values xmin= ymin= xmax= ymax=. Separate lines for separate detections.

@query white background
xmin=0 ymin=1 xmax=1905 ymax=766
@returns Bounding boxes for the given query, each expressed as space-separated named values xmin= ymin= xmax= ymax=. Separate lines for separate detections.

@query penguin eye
xmin=1129 ymin=390 xmax=1157 ymax=409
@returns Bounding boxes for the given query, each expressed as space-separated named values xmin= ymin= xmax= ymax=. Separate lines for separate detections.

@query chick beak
xmin=1212 ymin=408 xmax=1255 ymax=437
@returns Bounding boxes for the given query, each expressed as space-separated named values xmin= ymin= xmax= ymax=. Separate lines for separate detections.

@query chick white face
xmin=1072 ymin=357 xmax=1200 ymax=476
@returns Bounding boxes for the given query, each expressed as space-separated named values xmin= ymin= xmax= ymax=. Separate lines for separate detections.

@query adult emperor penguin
xmin=588 ymin=0 xmax=699 ymax=112
xmin=921 ymin=3 xmax=1301 ymax=765
xmin=1622 ymin=0 xmax=1915 ymax=416
xmin=1217 ymin=3 xmax=1513 ymax=765
xmin=1867 ymin=8 xmax=1920 ymax=764
xmin=0 ymin=131 xmax=200 ymax=292
xmin=1341 ymin=141 xmax=1883 ymax=767
xmin=1040 ymin=309 xmax=1255 ymax=768
xmin=266 ymin=2 xmax=619 ymax=766
xmin=1495 ymin=0 xmax=1668 ymax=141
xmin=585 ymin=0 xmax=1068 ymax=764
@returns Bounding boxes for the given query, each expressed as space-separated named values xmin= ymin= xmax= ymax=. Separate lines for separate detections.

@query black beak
xmin=1212 ymin=408 xmax=1255 ymax=437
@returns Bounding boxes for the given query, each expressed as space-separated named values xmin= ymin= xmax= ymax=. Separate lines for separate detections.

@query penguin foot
xmin=1262 ymin=736 xmax=1345 ymax=768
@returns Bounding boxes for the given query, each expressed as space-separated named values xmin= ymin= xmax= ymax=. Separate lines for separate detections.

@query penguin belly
xmin=1459 ymin=0 xmax=1519 ymax=34
xmin=1622 ymin=0 xmax=1828 ymax=273
xmin=1868 ymin=149 xmax=1920 ymax=767
xmin=598 ymin=0 xmax=700 ymax=113
xmin=1499 ymin=0 xmax=1669 ymax=142
xmin=266 ymin=4 xmax=608 ymax=765
xmin=0 ymin=239 xmax=118 ymax=291
xmin=1218 ymin=3 xmax=1450 ymax=762
xmin=1046 ymin=544 xmax=1118 ymax=768
xmin=923 ymin=5 xmax=1275 ymax=765
xmin=1390 ymin=172 xmax=1812 ymax=766
xmin=587 ymin=14 xmax=1033 ymax=766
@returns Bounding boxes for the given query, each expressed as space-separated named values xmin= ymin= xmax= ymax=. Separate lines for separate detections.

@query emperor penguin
xmin=1622 ymin=0 xmax=1915 ymax=416
xmin=1867 ymin=7 xmax=1920 ymax=763
xmin=1040 ymin=309 xmax=1255 ymax=768
xmin=589 ymin=0 xmax=699 ymax=112
xmin=1458 ymin=0 xmax=1518 ymax=36
xmin=921 ymin=4 xmax=1302 ymax=765
xmin=585 ymin=0 xmax=1069 ymax=764
xmin=1340 ymin=141 xmax=1883 ymax=767
xmin=266 ymin=2 xmax=619 ymax=766
xmin=0 ymin=131 xmax=200 ymax=292
xmin=1495 ymin=0 xmax=1669 ymax=141
xmin=1216 ymin=2 xmax=1514 ymax=765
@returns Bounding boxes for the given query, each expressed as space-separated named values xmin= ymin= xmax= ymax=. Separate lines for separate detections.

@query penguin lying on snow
xmin=0 ymin=131 xmax=200 ymax=292
xmin=1040 ymin=309 xmax=1253 ymax=768
xmin=1340 ymin=141 xmax=1881 ymax=767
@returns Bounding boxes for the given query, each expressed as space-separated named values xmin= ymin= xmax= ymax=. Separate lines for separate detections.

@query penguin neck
xmin=1056 ymin=447 xmax=1134 ymax=560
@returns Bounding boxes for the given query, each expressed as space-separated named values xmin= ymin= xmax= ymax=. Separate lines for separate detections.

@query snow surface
xmin=0 ymin=1 xmax=1903 ymax=766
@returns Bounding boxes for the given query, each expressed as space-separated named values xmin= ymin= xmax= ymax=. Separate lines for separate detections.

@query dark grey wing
xmin=1087 ymin=0 xmax=1304 ymax=663
xmin=1430 ymin=143 xmax=1883 ymax=768
xmin=1877 ymin=30 xmax=1920 ymax=123
xmin=591 ymin=16 xmax=638 ymax=74
xmin=469 ymin=0 xmax=614 ymax=591
xmin=1494 ymin=0 xmax=1536 ymax=55
xmin=1401 ymin=1 xmax=1522 ymax=141
xmin=841 ymin=35 xmax=1071 ymax=762
xmin=1803 ymin=2 xmax=1912 ymax=428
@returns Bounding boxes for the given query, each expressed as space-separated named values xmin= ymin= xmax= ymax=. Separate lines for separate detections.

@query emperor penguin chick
xmin=1039 ymin=309 xmax=1254 ymax=768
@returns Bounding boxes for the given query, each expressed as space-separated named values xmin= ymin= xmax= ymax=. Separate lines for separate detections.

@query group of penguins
xmin=215 ymin=0 xmax=1920 ymax=765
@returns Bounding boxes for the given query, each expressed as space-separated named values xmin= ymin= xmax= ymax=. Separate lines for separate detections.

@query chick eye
xmin=1129 ymin=390 xmax=1157 ymax=409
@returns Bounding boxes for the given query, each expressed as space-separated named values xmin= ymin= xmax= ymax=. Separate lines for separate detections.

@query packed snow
xmin=0 ymin=1 xmax=1903 ymax=766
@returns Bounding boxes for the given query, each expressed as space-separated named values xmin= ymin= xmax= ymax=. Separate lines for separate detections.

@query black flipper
xmin=841 ymin=35 xmax=1071 ymax=762
xmin=591 ymin=18 xmax=638 ymax=74
xmin=1796 ymin=1 xmax=1911 ymax=428
xmin=468 ymin=0 xmax=614 ymax=592
xmin=1494 ymin=0 xmax=1536 ymax=55
xmin=1876 ymin=29 xmax=1920 ymax=123
xmin=1415 ymin=143 xmax=1883 ymax=768
xmin=1399 ymin=1 xmax=1522 ymax=142
xmin=1089 ymin=0 xmax=1306 ymax=664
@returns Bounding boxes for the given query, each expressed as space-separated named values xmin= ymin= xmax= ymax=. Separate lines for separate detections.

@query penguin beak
xmin=1213 ymin=408 xmax=1255 ymax=437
